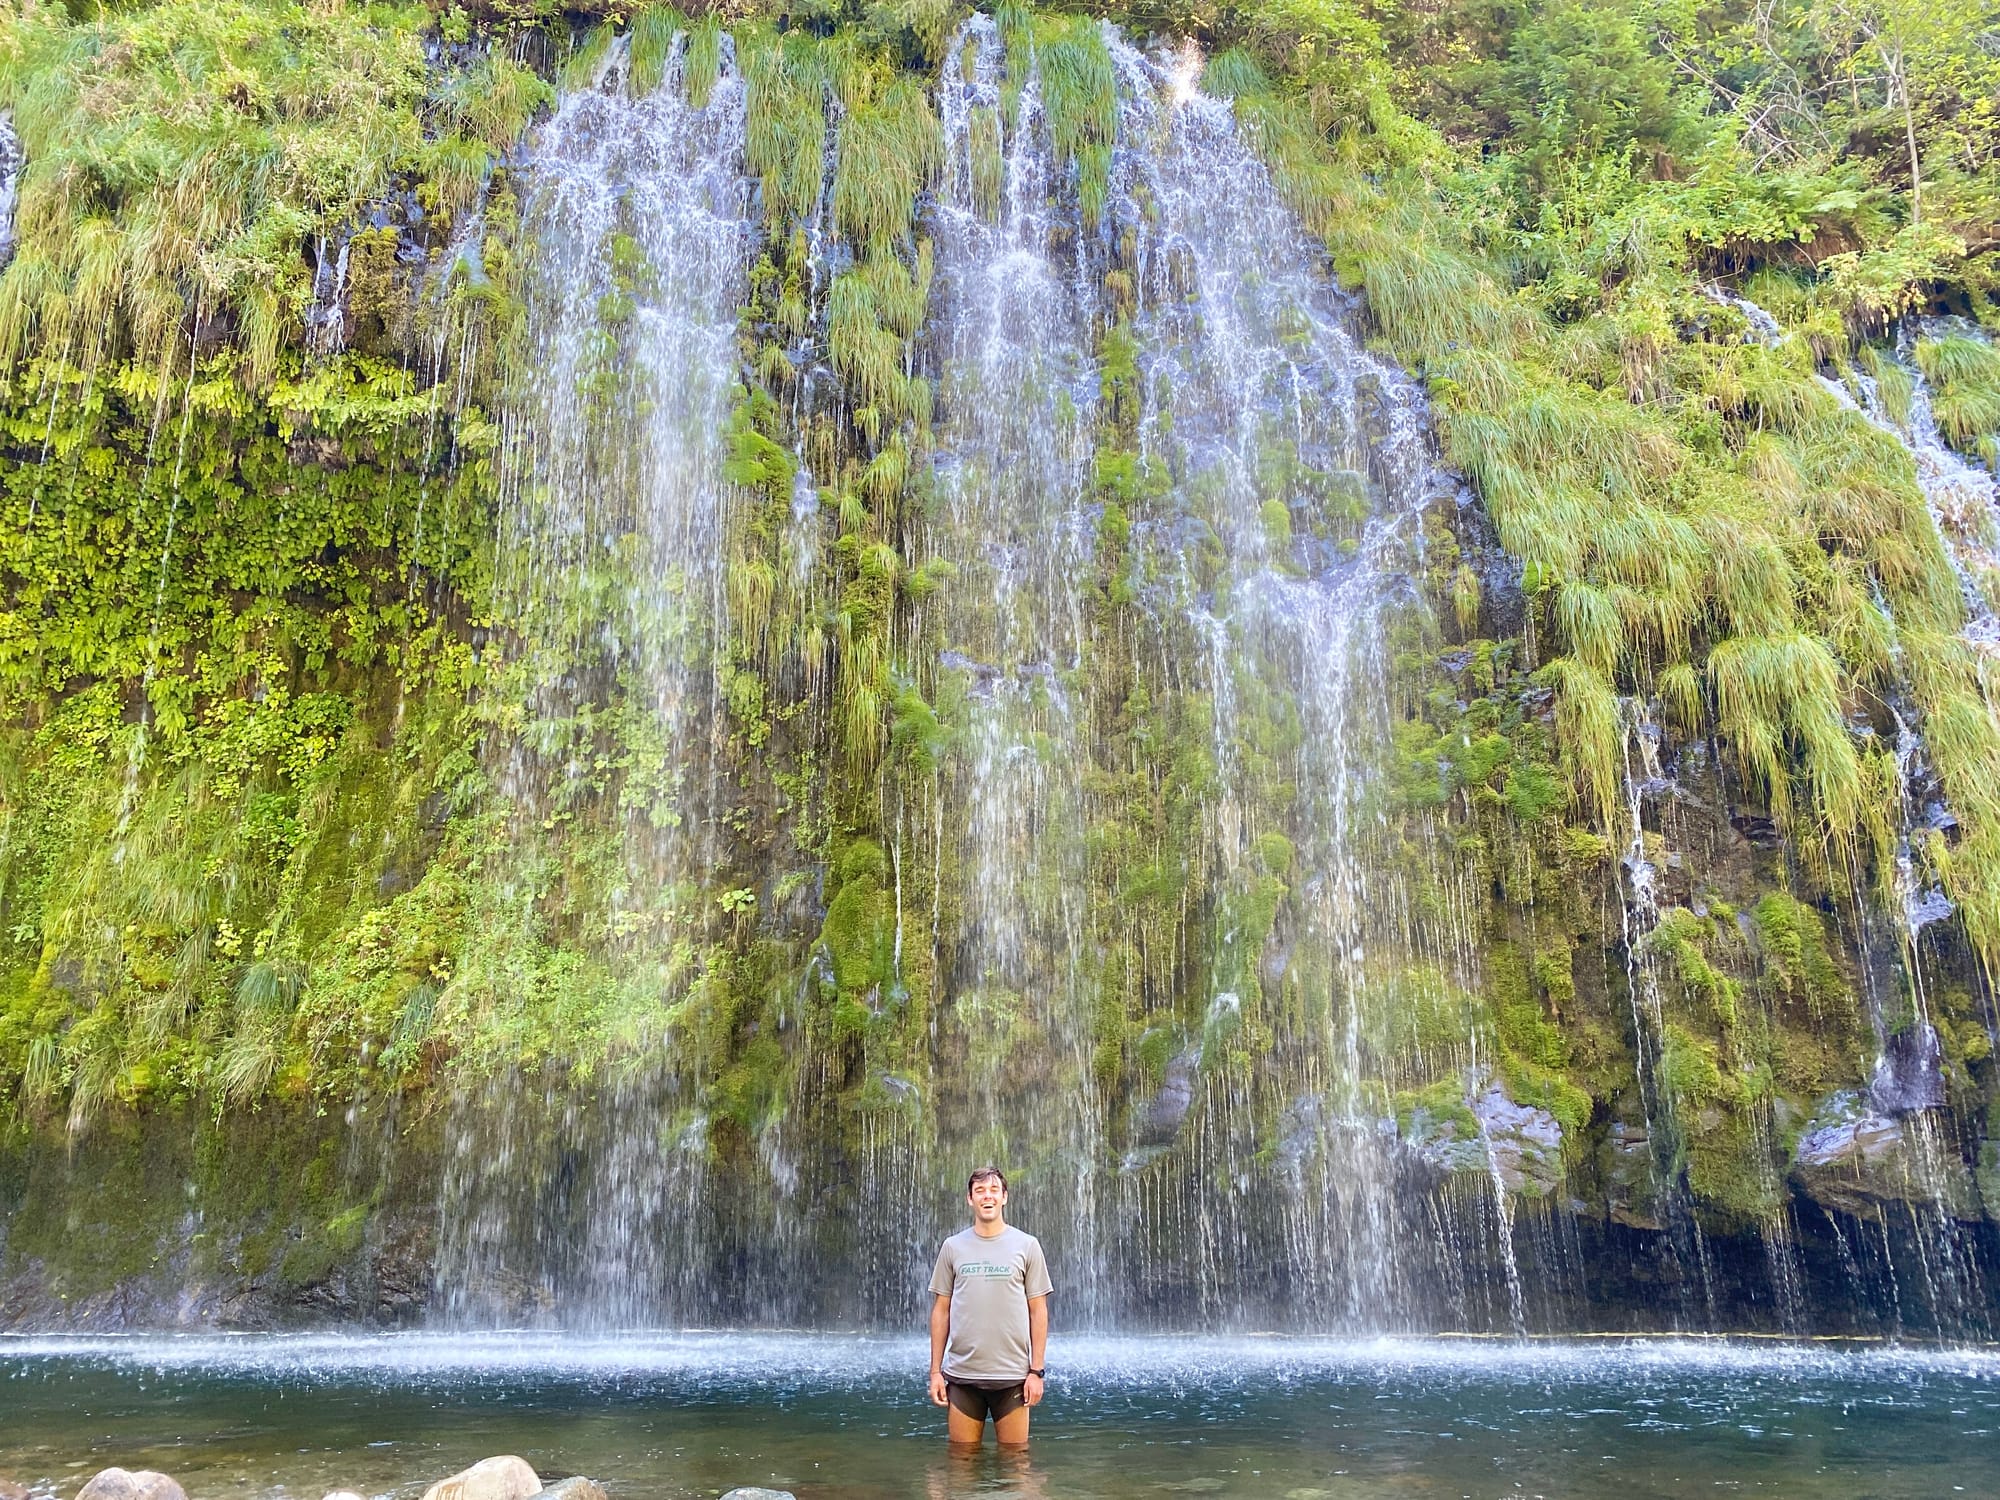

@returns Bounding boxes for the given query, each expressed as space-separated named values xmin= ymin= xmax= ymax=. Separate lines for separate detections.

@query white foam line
xmin=4 ymin=1331 xmax=1998 ymax=1385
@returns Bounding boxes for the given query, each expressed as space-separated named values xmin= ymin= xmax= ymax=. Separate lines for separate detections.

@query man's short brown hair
xmin=967 ymin=1166 xmax=1007 ymax=1193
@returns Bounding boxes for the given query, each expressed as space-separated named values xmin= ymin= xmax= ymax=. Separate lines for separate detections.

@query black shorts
xmin=947 ymin=1380 xmax=1026 ymax=1421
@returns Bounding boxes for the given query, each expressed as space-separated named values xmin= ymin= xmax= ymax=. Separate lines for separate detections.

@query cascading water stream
xmin=0 ymin=110 xmax=21 ymax=271
xmin=1101 ymin=32 xmax=1502 ymax=1330
xmin=1612 ymin=698 xmax=1719 ymax=1323
xmin=435 ymin=34 xmax=756 ymax=1328
xmin=1718 ymin=292 xmax=1992 ymax=1334
xmin=925 ymin=15 xmax=1110 ymax=1319
xmin=1840 ymin=334 xmax=2000 ymax=655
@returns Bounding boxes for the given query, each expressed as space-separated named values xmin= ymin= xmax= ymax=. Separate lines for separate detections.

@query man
xmin=927 ymin=1166 xmax=1052 ymax=1445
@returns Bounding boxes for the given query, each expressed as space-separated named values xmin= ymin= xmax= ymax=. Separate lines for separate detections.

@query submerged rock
xmin=719 ymin=1491 xmax=796 ymax=1500
xmin=75 ymin=1471 xmax=186 ymax=1500
xmin=323 ymin=1491 xmax=367 ymax=1500
xmin=420 ymin=1457 xmax=541 ymax=1500
xmin=528 ymin=1481 xmax=606 ymax=1500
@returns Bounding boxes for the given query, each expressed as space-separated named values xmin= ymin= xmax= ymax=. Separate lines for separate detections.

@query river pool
xmin=2 ymin=1334 xmax=1996 ymax=1499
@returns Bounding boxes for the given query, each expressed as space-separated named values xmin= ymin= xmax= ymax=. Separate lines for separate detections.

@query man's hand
xmin=930 ymin=1368 xmax=949 ymax=1407
xmin=1023 ymin=1372 xmax=1044 ymax=1407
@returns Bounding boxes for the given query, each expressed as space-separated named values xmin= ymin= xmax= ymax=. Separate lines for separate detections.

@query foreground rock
xmin=420 ymin=1458 xmax=541 ymax=1500
xmin=530 ymin=1483 xmax=606 ymax=1500
xmin=76 ymin=1472 xmax=187 ymax=1500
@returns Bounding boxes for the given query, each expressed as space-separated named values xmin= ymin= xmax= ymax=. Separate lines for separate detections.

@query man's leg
xmin=989 ymin=1384 xmax=1030 ymax=1446
xmin=945 ymin=1382 xmax=991 ymax=1444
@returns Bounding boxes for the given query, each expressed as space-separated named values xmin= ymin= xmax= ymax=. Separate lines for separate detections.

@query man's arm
xmin=1023 ymin=1293 xmax=1049 ymax=1406
xmin=929 ymin=1293 xmax=951 ymax=1406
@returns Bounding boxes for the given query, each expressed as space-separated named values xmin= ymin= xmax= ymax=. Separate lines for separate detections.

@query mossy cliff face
xmin=3 ymin=0 xmax=2000 ymax=1333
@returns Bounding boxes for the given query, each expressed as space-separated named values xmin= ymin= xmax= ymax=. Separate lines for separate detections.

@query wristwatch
xmin=1027 ymin=1368 xmax=1046 ymax=1378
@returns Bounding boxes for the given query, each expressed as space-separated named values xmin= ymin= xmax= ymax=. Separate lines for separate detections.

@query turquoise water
xmin=3 ymin=1334 xmax=1997 ymax=1499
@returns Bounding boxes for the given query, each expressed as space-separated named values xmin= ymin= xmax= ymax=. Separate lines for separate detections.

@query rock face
xmin=1792 ymin=1092 xmax=1981 ymax=1219
xmin=420 ymin=1457 xmax=542 ymax=1500
xmin=75 ymin=1471 xmax=187 ymax=1500
xmin=1403 ymin=1069 xmax=1563 ymax=1197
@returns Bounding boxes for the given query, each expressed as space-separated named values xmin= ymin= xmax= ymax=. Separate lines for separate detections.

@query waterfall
xmin=925 ymin=14 xmax=1110 ymax=1320
xmin=423 ymin=15 xmax=1556 ymax=1333
xmin=435 ymin=32 xmax=756 ymax=1327
xmin=1611 ymin=698 xmax=1719 ymax=1322
xmin=0 ymin=111 xmax=20 ymax=272
xmin=1096 ymin=32 xmax=1503 ymax=1329
xmin=1715 ymin=295 xmax=1994 ymax=1335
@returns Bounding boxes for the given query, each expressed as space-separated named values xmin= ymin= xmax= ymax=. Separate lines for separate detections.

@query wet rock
xmin=1469 ymin=1082 xmax=1564 ymax=1196
xmin=528 ymin=1481 xmax=606 ymax=1500
xmin=1602 ymin=1117 xmax=1663 ymax=1230
xmin=1401 ymin=1069 xmax=1562 ymax=1197
xmin=719 ymin=1491 xmax=795 ymax=1500
xmin=1978 ymin=1138 xmax=2000 ymax=1225
xmin=3 ymin=1477 xmax=31 ymax=1500
xmin=419 ymin=1457 xmax=542 ymax=1500
xmin=1792 ymin=1092 xmax=1980 ymax=1219
xmin=75 ymin=1471 xmax=187 ymax=1500
xmin=1131 ymin=1046 xmax=1198 ymax=1149
xmin=1868 ymin=1023 xmax=1947 ymax=1113
xmin=324 ymin=1491 xmax=367 ymax=1500
xmin=1275 ymin=1093 xmax=1325 ymax=1169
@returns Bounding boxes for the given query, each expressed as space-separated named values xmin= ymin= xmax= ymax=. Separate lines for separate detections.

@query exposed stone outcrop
xmin=1792 ymin=1092 xmax=1981 ymax=1220
xmin=1401 ymin=1069 xmax=1563 ymax=1197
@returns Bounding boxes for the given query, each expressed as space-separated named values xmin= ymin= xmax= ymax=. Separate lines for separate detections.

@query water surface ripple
xmin=4 ymin=1334 xmax=1996 ymax=1498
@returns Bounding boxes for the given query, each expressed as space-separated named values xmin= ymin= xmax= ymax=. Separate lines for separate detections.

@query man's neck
xmin=971 ymin=1216 xmax=1008 ymax=1238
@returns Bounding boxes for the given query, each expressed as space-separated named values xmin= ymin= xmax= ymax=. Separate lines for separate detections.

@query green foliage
xmin=1916 ymin=335 xmax=2000 ymax=451
xmin=0 ymin=0 xmax=437 ymax=382
xmin=1038 ymin=19 xmax=1116 ymax=225
xmin=833 ymin=69 xmax=940 ymax=257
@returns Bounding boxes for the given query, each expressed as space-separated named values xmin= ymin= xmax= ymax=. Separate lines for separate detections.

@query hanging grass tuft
xmin=745 ymin=32 xmax=828 ymax=231
xmin=833 ymin=71 xmax=939 ymax=258
xmin=627 ymin=7 xmax=685 ymax=99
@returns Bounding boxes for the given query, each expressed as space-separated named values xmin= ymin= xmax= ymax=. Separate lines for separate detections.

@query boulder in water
xmin=420 ymin=1457 xmax=542 ymax=1500
xmin=720 ymin=1491 xmax=796 ymax=1500
xmin=75 ymin=1471 xmax=187 ymax=1500
xmin=528 ymin=1481 xmax=607 ymax=1500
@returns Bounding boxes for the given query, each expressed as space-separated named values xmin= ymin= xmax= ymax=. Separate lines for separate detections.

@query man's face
xmin=968 ymin=1175 xmax=1007 ymax=1221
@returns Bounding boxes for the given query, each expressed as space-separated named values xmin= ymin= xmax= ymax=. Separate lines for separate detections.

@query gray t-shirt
xmin=928 ymin=1224 xmax=1053 ymax=1384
